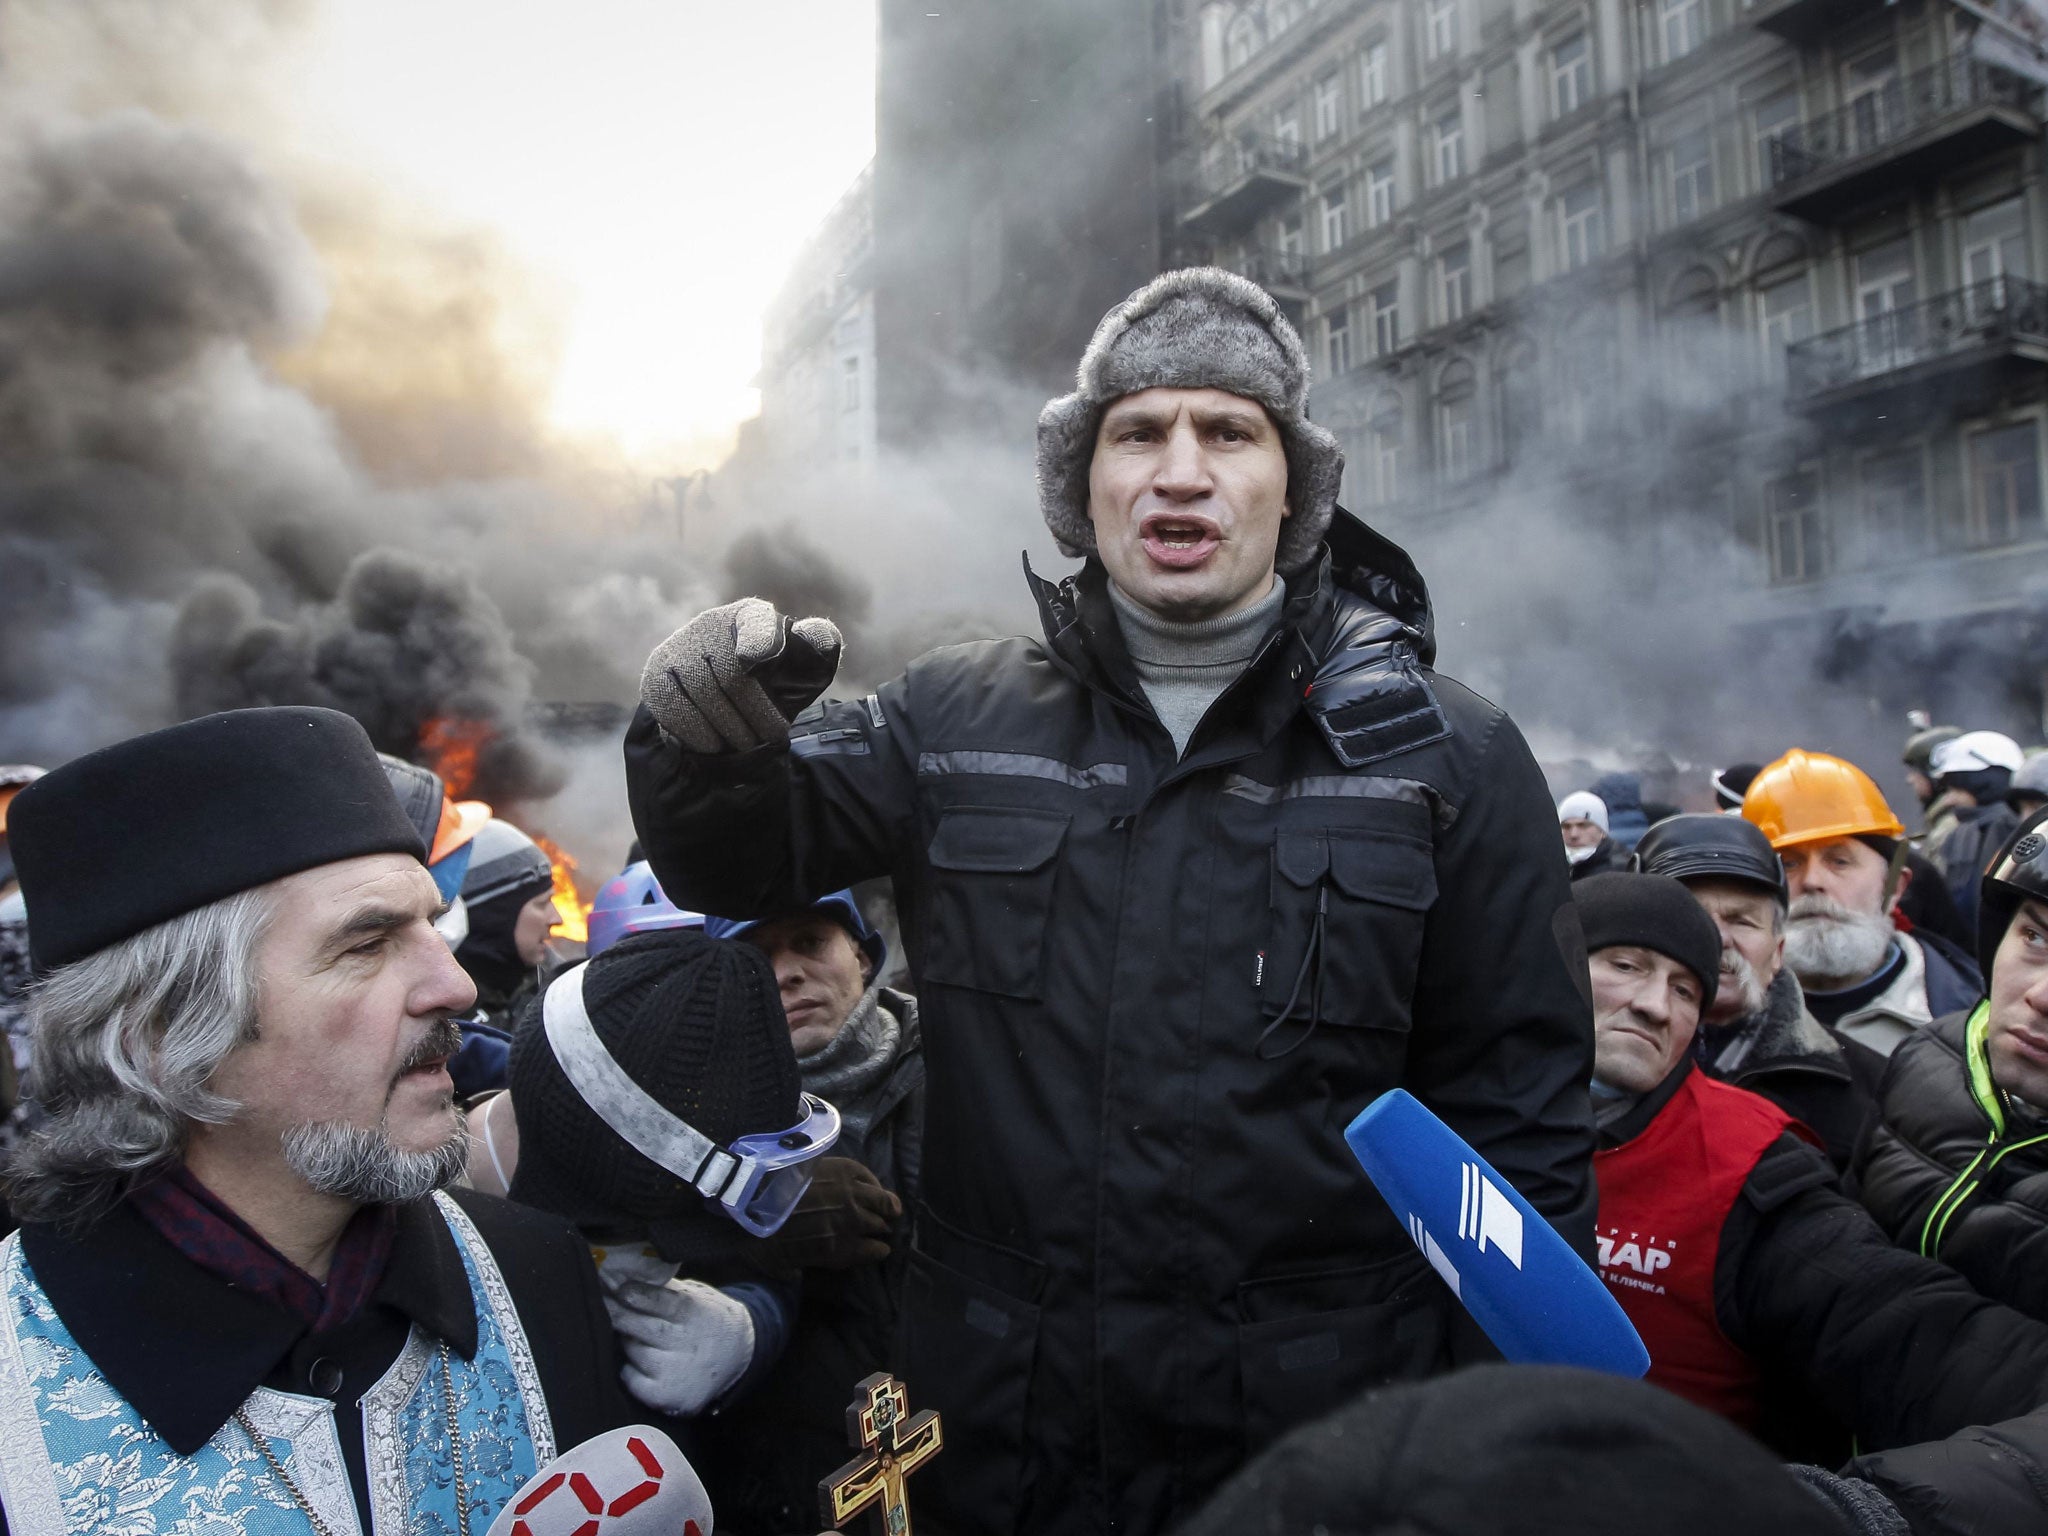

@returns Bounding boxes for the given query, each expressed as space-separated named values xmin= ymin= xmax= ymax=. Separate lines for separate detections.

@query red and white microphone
xmin=484 ymin=1426 xmax=712 ymax=1536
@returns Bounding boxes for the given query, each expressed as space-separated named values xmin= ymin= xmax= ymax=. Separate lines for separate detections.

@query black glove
xmin=758 ymin=1157 xmax=902 ymax=1273
xmin=639 ymin=597 xmax=843 ymax=754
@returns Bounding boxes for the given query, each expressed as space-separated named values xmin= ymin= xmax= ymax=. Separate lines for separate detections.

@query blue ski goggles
xmin=543 ymin=962 xmax=840 ymax=1236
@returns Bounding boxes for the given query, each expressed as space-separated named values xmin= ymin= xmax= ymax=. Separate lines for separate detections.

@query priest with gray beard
xmin=0 ymin=707 xmax=631 ymax=1536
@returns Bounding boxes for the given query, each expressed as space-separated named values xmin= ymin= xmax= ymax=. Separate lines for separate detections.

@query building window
xmin=1858 ymin=448 xmax=1930 ymax=564
xmin=1276 ymin=211 xmax=1306 ymax=258
xmin=1273 ymin=110 xmax=1302 ymax=152
xmin=1361 ymin=41 xmax=1389 ymax=109
xmin=1269 ymin=0 xmax=1304 ymax=35
xmin=1660 ymin=0 xmax=1704 ymax=62
xmin=1437 ymin=362 xmax=1478 ymax=480
xmin=1501 ymin=344 xmax=1541 ymax=459
xmin=1365 ymin=158 xmax=1395 ymax=226
xmin=1366 ymin=394 xmax=1403 ymax=505
xmin=1752 ymin=89 xmax=1800 ymax=189
xmin=1766 ymin=471 xmax=1825 ymax=583
xmin=1968 ymin=423 xmax=2043 ymax=548
xmin=1321 ymin=186 xmax=1350 ymax=251
xmin=1426 ymin=0 xmax=1457 ymax=60
xmin=1436 ymin=242 xmax=1471 ymax=324
xmin=1964 ymin=197 xmax=2030 ymax=312
xmin=1327 ymin=308 xmax=1354 ymax=375
xmin=1758 ymin=271 xmax=1813 ymax=370
xmin=1552 ymin=33 xmax=1592 ymax=116
xmin=1226 ymin=14 xmax=1260 ymax=73
xmin=1432 ymin=107 xmax=1464 ymax=184
xmin=842 ymin=356 xmax=860 ymax=411
xmin=1557 ymin=182 xmax=1604 ymax=271
xmin=1668 ymin=127 xmax=1714 ymax=225
xmin=1370 ymin=279 xmax=1401 ymax=355
xmin=1315 ymin=73 xmax=1343 ymax=140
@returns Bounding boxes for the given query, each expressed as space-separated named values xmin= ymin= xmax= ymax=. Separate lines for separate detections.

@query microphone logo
xmin=1458 ymin=1161 xmax=1524 ymax=1270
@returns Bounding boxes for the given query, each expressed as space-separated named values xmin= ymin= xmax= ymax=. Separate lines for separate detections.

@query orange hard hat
xmin=1742 ymin=749 xmax=1905 ymax=850
xmin=0 ymin=786 xmax=18 ymax=838
xmin=431 ymin=797 xmax=493 ymax=865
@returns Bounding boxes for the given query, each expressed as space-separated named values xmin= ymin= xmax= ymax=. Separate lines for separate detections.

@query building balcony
xmin=1748 ymin=0 xmax=1883 ymax=46
xmin=1769 ymin=59 xmax=2040 ymax=223
xmin=1179 ymin=132 xmax=1309 ymax=236
xmin=1225 ymin=245 xmax=1312 ymax=302
xmin=1786 ymin=276 xmax=2048 ymax=416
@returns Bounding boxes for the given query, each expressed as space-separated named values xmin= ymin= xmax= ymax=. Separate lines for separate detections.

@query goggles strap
xmin=542 ymin=962 xmax=726 ymax=1188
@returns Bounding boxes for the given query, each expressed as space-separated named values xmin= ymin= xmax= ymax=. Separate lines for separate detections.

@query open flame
xmin=417 ymin=715 xmax=492 ymax=799
xmin=533 ymin=833 xmax=592 ymax=945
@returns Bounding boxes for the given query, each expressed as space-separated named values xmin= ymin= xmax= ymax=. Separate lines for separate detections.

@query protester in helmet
xmin=469 ymin=927 xmax=830 ymax=1419
xmin=2013 ymin=753 xmax=2048 ymax=822
xmin=694 ymin=891 xmax=926 ymax=1532
xmin=585 ymin=860 xmax=704 ymax=959
xmin=1589 ymin=770 xmax=1650 ymax=850
xmin=1635 ymin=815 xmax=1869 ymax=1169
xmin=1931 ymin=731 xmax=2026 ymax=932
xmin=1856 ymin=808 xmax=2048 ymax=1322
xmin=1904 ymin=723 xmax=1964 ymax=851
xmin=1559 ymin=791 xmax=1626 ymax=880
xmin=454 ymin=819 xmax=560 ymax=1030
xmin=1577 ymin=872 xmax=2048 ymax=1462
xmin=1744 ymin=750 xmax=1981 ymax=1091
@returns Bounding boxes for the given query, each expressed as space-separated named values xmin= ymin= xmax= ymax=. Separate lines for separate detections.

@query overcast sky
xmin=291 ymin=0 xmax=878 ymax=464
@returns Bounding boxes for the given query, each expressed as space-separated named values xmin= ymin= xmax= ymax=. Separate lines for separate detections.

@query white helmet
xmin=1929 ymin=730 xmax=2025 ymax=777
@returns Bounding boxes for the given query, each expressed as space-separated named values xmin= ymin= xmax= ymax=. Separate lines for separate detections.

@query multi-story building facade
xmin=1167 ymin=0 xmax=2048 ymax=711
xmin=754 ymin=163 xmax=879 ymax=475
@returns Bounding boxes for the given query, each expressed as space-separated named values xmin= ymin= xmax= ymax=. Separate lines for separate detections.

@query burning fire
xmin=534 ymin=833 xmax=593 ymax=945
xmin=418 ymin=715 xmax=492 ymax=799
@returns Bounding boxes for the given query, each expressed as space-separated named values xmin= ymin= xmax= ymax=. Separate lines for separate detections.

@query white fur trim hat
xmin=1035 ymin=267 xmax=1345 ymax=575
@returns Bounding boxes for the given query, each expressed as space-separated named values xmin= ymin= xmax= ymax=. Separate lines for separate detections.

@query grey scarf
xmin=798 ymin=983 xmax=903 ymax=1152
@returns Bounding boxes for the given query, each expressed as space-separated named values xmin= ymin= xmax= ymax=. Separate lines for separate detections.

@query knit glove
xmin=604 ymin=1277 xmax=758 ymax=1417
xmin=757 ymin=1156 xmax=902 ymax=1272
xmin=640 ymin=598 xmax=843 ymax=754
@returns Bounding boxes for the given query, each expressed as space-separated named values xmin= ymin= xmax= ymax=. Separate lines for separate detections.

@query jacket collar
xmin=20 ymin=1191 xmax=480 ymax=1457
xmin=1597 ymin=1058 xmax=1696 ymax=1151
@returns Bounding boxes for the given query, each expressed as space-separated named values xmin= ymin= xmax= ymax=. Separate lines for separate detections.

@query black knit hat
xmin=509 ymin=927 xmax=803 ymax=1260
xmin=9 ymin=707 xmax=424 ymax=973
xmin=1573 ymin=872 xmax=1722 ymax=1010
xmin=1175 ymin=1365 xmax=1847 ymax=1536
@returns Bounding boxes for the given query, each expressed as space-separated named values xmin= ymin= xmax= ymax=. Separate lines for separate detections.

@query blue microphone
xmin=1345 ymin=1089 xmax=1649 ymax=1377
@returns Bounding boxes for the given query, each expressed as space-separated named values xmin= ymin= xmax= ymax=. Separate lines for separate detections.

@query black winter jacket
xmin=625 ymin=512 xmax=1596 ymax=1536
xmin=1850 ymin=1402 xmax=2048 ymax=1536
xmin=1605 ymin=1063 xmax=2048 ymax=1464
xmin=1696 ymin=968 xmax=1872 ymax=1173
xmin=1854 ymin=1005 xmax=2048 ymax=1319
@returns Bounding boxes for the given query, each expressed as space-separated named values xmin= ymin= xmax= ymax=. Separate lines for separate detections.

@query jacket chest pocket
xmin=1259 ymin=828 xmax=1436 ymax=1053
xmin=921 ymin=806 xmax=1069 ymax=1000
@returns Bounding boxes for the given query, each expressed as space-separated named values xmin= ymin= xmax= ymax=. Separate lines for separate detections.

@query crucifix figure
xmin=818 ymin=1373 xmax=944 ymax=1536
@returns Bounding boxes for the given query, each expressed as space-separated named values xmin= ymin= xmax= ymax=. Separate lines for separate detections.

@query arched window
xmin=1365 ymin=391 xmax=1404 ymax=506
xmin=1666 ymin=265 xmax=1719 ymax=318
xmin=1268 ymin=0 xmax=1304 ymax=36
xmin=1435 ymin=360 xmax=1478 ymax=480
xmin=1752 ymin=231 xmax=1806 ymax=279
xmin=1227 ymin=11 xmax=1262 ymax=72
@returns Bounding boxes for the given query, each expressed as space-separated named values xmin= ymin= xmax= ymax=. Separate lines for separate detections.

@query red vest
xmin=1593 ymin=1068 xmax=1800 ymax=1428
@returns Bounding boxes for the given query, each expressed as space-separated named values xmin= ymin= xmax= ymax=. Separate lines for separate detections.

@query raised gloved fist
xmin=604 ymin=1275 xmax=758 ymax=1417
xmin=757 ymin=1156 xmax=902 ymax=1273
xmin=640 ymin=597 xmax=844 ymax=755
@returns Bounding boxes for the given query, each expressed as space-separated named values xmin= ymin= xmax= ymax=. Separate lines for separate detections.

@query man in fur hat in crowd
xmin=0 ymin=707 xmax=633 ymax=1534
xmin=624 ymin=269 xmax=1592 ymax=1534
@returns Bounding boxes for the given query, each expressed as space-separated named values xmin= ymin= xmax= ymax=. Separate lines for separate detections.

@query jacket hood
xmin=1590 ymin=772 xmax=1645 ymax=815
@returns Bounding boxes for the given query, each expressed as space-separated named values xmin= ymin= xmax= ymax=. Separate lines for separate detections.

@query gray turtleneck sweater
xmin=1108 ymin=577 xmax=1287 ymax=758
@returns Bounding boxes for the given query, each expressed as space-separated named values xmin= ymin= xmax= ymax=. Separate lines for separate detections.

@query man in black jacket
xmin=624 ymin=268 xmax=1593 ymax=1535
xmin=1857 ymin=806 xmax=2048 ymax=1318
xmin=1634 ymin=814 xmax=1870 ymax=1168
xmin=0 ymin=708 xmax=633 ymax=1534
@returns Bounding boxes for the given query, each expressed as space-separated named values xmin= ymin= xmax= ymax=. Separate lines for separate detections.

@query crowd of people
xmin=4 ymin=266 xmax=2048 ymax=1535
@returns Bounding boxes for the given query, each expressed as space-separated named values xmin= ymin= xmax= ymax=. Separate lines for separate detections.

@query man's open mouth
xmin=1140 ymin=514 xmax=1222 ymax=569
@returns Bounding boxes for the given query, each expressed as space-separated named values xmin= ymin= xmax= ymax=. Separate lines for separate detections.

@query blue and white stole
xmin=0 ymin=1191 xmax=555 ymax=1535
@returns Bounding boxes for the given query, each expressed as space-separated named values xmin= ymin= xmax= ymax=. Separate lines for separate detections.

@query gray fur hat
xmin=1036 ymin=267 xmax=1344 ymax=575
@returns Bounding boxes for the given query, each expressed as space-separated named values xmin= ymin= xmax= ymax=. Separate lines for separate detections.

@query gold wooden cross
xmin=818 ymin=1373 xmax=943 ymax=1536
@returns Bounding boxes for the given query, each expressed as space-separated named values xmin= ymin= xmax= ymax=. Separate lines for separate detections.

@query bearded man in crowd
xmin=1744 ymin=750 xmax=1980 ymax=1089
xmin=0 ymin=707 xmax=629 ymax=1534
